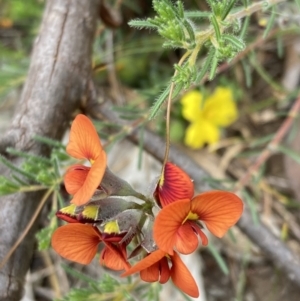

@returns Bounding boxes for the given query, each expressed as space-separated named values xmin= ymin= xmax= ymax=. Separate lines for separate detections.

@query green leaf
xmin=184 ymin=11 xmax=211 ymax=18
xmin=36 ymin=225 xmax=56 ymax=250
xmin=240 ymin=16 xmax=250 ymax=39
xmin=196 ymin=49 xmax=215 ymax=82
xmin=222 ymin=34 xmax=245 ymax=51
xmin=210 ymin=15 xmax=221 ymax=41
xmin=0 ymin=155 xmax=36 ymax=181
xmin=176 ymin=0 xmax=185 ymax=18
xmin=6 ymin=147 xmax=52 ymax=164
xmin=277 ymin=145 xmax=300 ymax=164
xmin=263 ymin=6 xmax=276 ymax=39
xmin=276 ymin=34 xmax=284 ymax=58
xmin=34 ymin=135 xmax=65 ymax=149
xmin=207 ymin=242 xmax=229 ymax=275
xmin=222 ymin=0 xmax=238 ymax=20
xmin=249 ymin=134 xmax=274 ymax=147
xmin=128 ymin=19 xmax=158 ymax=29
xmin=149 ymin=81 xmax=185 ymax=120
xmin=149 ymin=84 xmax=171 ymax=120
xmin=242 ymin=190 xmax=259 ymax=225
xmin=62 ymin=264 xmax=100 ymax=285
xmin=209 ymin=55 xmax=218 ymax=80
xmin=241 ymin=0 xmax=250 ymax=7
xmin=241 ymin=58 xmax=252 ymax=88
xmin=0 ymin=176 xmax=20 ymax=195
xmin=183 ymin=19 xmax=195 ymax=43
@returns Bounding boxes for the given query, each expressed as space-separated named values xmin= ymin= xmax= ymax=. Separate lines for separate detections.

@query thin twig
xmin=234 ymin=95 xmax=300 ymax=192
xmin=162 ymin=51 xmax=192 ymax=168
xmin=228 ymin=0 xmax=286 ymax=21
xmin=0 ymin=188 xmax=53 ymax=270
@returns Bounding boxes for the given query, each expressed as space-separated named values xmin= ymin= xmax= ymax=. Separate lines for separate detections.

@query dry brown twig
xmin=234 ymin=95 xmax=300 ymax=192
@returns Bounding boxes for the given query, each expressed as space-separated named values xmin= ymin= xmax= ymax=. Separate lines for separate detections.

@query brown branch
xmin=235 ymin=95 xmax=300 ymax=192
xmin=97 ymin=102 xmax=300 ymax=288
xmin=0 ymin=1 xmax=100 ymax=300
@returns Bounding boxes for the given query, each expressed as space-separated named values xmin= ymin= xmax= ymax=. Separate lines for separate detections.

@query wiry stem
xmin=0 ymin=187 xmax=54 ymax=269
xmin=132 ymin=191 xmax=154 ymax=205
xmin=234 ymin=94 xmax=300 ymax=192
xmin=228 ymin=0 xmax=286 ymax=21
xmin=162 ymin=51 xmax=192 ymax=169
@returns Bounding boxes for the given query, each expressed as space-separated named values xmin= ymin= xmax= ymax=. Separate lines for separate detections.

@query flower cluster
xmin=51 ymin=114 xmax=243 ymax=298
xmin=181 ymin=87 xmax=238 ymax=149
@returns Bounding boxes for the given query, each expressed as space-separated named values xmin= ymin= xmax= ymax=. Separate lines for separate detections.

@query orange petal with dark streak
xmin=66 ymin=114 xmax=103 ymax=160
xmin=101 ymin=242 xmax=130 ymax=271
xmin=140 ymin=256 xmax=171 ymax=284
xmin=170 ymin=252 xmax=199 ymax=298
xmin=191 ymin=222 xmax=208 ymax=246
xmin=64 ymin=164 xmax=89 ymax=195
xmin=70 ymin=151 xmax=107 ymax=206
xmin=174 ymin=223 xmax=199 ymax=255
xmin=153 ymin=199 xmax=191 ymax=255
xmin=191 ymin=191 xmax=243 ymax=237
xmin=51 ymin=224 xmax=101 ymax=265
xmin=156 ymin=162 xmax=194 ymax=207
xmin=158 ymin=256 xmax=170 ymax=284
xmin=121 ymin=249 xmax=166 ymax=277
xmin=140 ymin=261 xmax=160 ymax=282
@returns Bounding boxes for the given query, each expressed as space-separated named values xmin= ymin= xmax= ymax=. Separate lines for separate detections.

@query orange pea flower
xmin=51 ymin=223 xmax=130 ymax=271
xmin=64 ymin=114 xmax=107 ymax=206
xmin=122 ymin=249 xmax=199 ymax=298
xmin=153 ymin=191 xmax=243 ymax=255
xmin=154 ymin=162 xmax=194 ymax=207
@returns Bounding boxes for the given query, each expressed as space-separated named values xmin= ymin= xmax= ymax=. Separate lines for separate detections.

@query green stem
xmin=162 ymin=50 xmax=192 ymax=169
xmin=19 ymin=185 xmax=48 ymax=192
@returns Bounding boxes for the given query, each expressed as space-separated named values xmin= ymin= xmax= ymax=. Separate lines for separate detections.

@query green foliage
xmin=0 ymin=45 xmax=29 ymax=98
xmin=277 ymin=145 xmax=300 ymax=164
xmin=2 ymin=0 xmax=44 ymax=30
xmin=0 ymin=138 xmax=69 ymax=196
xmin=207 ymin=242 xmax=229 ymax=275
xmin=129 ymin=0 xmax=249 ymax=119
xmin=242 ymin=190 xmax=259 ymax=225
xmin=0 ymin=175 xmax=20 ymax=195
xmin=36 ymin=223 xmax=56 ymax=250
xmin=0 ymin=0 xmax=44 ymax=101
xmin=149 ymin=81 xmax=183 ymax=119
xmin=55 ymin=269 xmax=161 ymax=301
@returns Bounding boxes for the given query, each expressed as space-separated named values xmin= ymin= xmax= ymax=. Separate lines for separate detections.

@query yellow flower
xmin=181 ymin=87 xmax=238 ymax=149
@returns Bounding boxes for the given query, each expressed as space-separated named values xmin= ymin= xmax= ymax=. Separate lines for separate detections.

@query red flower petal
xmin=158 ymin=256 xmax=170 ymax=284
xmin=70 ymin=152 xmax=107 ymax=206
xmin=140 ymin=261 xmax=160 ymax=282
xmin=140 ymin=256 xmax=170 ymax=284
xmin=64 ymin=165 xmax=89 ymax=195
xmin=100 ymin=243 xmax=130 ymax=271
xmin=66 ymin=114 xmax=103 ymax=160
xmin=174 ymin=222 xmax=199 ymax=255
xmin=55 ymin=213 xmax=79 ymax=223
xmin=191 ymin=222 xmax=208 ymax=246
xmin=153 ymin=199 xmax=191 ymax=255
xmin=56 ymin=204 xmax=79 ymax=223
xmin=121 ymin=249 xmax=166 ymax=277
xmin=156 ymin=162 xmax=194 ymax=207
xmin=170 ymin=252 xmax=199 ymax=298
xmin=191 ymin=191 xmax=243 ymax=237
xmin=51 ymin=224 xmax=101 ymax=264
